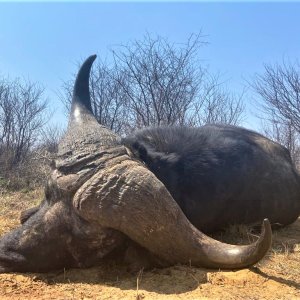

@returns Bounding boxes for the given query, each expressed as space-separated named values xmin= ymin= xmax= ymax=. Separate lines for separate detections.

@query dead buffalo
xmin=0 ymin=55 xmax=274 ymax=273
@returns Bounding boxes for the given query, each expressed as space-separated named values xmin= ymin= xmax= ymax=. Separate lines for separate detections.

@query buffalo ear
xmin=123 ymin=137 xmax=180 ymax=167
xmin=20 ymin=206 xmax=39 ymax=224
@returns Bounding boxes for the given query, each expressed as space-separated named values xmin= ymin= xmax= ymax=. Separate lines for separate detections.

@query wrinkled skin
xmin=0 ymin=55 xmax=273 ymax=273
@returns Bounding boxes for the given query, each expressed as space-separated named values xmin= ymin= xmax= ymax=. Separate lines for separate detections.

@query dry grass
xmin=0 ymin=189 xmax=42 ymax=235
xmin=0 ymin=190 xmax=300 ymax=299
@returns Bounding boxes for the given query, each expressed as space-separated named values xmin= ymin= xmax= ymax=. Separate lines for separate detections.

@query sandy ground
xmin=0 ymin=190 xmax=300 ymax=300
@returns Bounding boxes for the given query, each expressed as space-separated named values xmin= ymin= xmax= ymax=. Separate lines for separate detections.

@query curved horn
xmin=74 ymin=159 xmax=272 ymax=269
xmin=57 ymin=55 xmax=120 ymax=177
xmin=70 ymin=54 xmax=96 ymax=123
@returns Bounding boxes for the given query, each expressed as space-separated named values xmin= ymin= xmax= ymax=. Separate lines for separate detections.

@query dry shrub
xmin=0 ymin=148 xmax=53 ymax=192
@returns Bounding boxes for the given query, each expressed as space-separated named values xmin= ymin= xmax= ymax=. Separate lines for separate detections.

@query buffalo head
xmin=0 ymin=55 xmax=272 ymax=273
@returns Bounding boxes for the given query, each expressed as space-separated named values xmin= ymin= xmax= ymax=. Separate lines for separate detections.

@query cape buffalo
xmin=0 ymin=55 xmax=275 ymax=273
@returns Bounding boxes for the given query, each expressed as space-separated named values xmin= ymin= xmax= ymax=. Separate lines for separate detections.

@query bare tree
xmin=0 ymin=77 xmax=48 ymax=189
xmin=0 ymin=78 xmax=47 ymax=164
xmin=252 ymin=61 xmax=300 ymax=132
xmin=60 ymin=34 xmax=245 ymax=133
xmin=260 ymin=115 xmax=300 ymax=165
xmin=189 ymin=74 xmax=245 ymax=126
xmin=252 ymin=61 xmax=300 ymax=164
xmin=112 ymin=33 xmax=205 ymax=128
xmin=38 ymin=124 xmax=64 ymax=154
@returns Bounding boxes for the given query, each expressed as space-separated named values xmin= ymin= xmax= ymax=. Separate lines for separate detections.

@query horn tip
xmin=88 ymin=54 xmax=97 ymax=63
xmin=261 ymin=218 xmax=272 ymax=248
xmin=263 ymin=218 xmax=271 ymax=229
xmin=262 ymin=218 xmax=271 ymax=234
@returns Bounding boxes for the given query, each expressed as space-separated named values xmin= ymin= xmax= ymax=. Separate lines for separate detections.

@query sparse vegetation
xmin=61 ymin=34 xmax=245 ymax=135
xmin=0 ymin=78 xmax=59 ymax=191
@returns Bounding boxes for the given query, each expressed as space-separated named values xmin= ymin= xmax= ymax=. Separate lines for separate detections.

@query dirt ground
xmin=0 ymin=190 xmax=299 ymax=300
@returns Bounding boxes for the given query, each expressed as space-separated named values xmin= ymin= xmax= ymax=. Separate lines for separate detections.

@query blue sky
xmin=0 ymin=2 xmax=300 ymax=129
